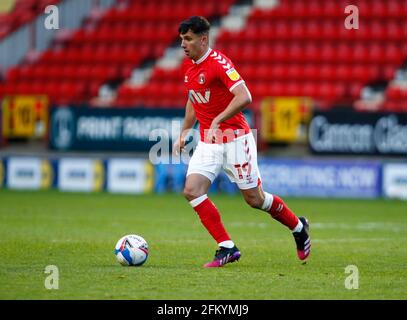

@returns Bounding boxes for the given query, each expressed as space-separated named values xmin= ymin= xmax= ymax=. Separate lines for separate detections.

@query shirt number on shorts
xmin=234 ymin=162 xmax=252 ymax=180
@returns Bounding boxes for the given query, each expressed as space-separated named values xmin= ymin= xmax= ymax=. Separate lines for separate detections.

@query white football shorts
xmin=186 ymin=132 xmax=261 ymax=190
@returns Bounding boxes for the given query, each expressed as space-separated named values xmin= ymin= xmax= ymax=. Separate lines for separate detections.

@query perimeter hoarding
xmin=49 ymin=107 xmax=185 ymax=151
xmin=309 ymin=111 xmax=407 ymax=156
xmin=383 ymin=163 xmax=407 ymax=200
xmin=258 ymin=159 xmax=382 ymax=198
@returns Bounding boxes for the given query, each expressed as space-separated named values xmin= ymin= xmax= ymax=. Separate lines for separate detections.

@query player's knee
xmin=183 ymin=186 xmax=203 ymax=202
xmin=244 ymin=194 xmax=263 ymax=209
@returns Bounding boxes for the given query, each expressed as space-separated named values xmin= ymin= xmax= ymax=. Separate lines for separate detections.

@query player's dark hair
xmin=178 ymin=16 xmax=210 ymax=35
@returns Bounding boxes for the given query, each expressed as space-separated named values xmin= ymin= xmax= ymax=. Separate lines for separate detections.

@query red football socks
xmin=191 ymin=196 xmax=231 ymax=243
xmin=268 ymin=195 xmax=299 ymax=230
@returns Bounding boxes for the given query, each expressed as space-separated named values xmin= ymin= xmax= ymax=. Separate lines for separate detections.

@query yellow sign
xmin=93 ymin=160 xmax=105 ymax=192
xmin=40 ymin=160 xmax=53 ymax=189
xmin=2 ymin=95 xmax=48 ymax=138
xmin=261 ymin=97 xmax=312 ymax=143
xmin=144 ymin=162 xmax=154 ymax=193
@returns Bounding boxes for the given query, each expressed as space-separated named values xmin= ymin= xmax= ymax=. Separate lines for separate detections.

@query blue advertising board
xmin=309 ymin=110 xmax=407 ymax=156
xmin=3 ymin=156 xmax=56 ymax=190
xmin=49 ymin=107 xmax=186 ymax=151
xmin=0 ymin=157 xmax=4 ymax=188
xmin=258 ymin=158 xmax=382 ymax=198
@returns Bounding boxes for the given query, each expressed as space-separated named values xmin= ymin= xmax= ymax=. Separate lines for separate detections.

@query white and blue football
xmin=114 ymin=234 xmax=148 ymax=266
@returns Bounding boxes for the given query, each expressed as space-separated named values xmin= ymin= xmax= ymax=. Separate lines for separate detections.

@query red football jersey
xmin=182 ymin=48 xmax=251 ymax=143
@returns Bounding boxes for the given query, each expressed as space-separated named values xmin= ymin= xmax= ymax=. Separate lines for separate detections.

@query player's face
xmin=180 ymin=30 xmax=207 ymax=61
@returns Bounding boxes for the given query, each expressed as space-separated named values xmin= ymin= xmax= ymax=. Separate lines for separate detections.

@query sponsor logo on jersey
xmin=189 ymin=90 xmax=211 ymax=104
xmin=226 ymin=68 xmax=240 ymax=81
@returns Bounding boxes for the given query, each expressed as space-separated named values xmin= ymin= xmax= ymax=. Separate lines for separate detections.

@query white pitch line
xmin=311 ymin=222 xmax=403 ymax=232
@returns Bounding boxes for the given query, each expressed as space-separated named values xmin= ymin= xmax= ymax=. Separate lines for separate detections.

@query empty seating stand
xmin=0 ymin=0 xmax=235 ymax=106
xmin=2 ymin=0 xmax=407 ymax=111
xmin=216 ymin=0 xmax=407 ymax=109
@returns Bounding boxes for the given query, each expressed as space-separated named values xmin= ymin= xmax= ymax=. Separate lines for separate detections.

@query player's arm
xmin=210 ymin=83 xmax=252 ymax=128
xmin=173 ymin=99 xmax=197 ymax=155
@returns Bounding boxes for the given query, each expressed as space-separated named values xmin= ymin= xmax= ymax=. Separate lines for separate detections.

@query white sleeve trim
xmin=229 ymin=80 xmax=245 ymax=92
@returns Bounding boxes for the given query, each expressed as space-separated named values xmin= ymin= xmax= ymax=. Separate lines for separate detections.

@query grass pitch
xmin=0 ymin=189 xmax=406 ymax=300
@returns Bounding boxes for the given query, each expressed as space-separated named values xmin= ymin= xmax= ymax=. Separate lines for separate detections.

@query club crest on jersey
xmin=198 ymin=73 xmax=206 ymax=84
xmin=226 ymin=68 xmax=240 ymax=81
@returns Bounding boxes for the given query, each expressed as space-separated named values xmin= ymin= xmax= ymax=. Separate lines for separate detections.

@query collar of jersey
xmin=193 ymin=47 xmax=212 ymax=65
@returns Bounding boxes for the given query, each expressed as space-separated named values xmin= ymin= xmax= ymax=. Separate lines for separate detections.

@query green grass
xmin=0 ymin=189 xmax=406 ymax=300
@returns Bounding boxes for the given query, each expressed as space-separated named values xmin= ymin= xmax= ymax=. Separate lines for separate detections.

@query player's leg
xmin=184 ymin=173 xmax=231 ymax=246
xmin=240 ymin=183 xmax=311 ymax=260
xmin=224 ymin=132 xmax=310 ymax=260
xmin=241 ymin=185 xmax=300 ymax=230
xmin=185 ymin=142 xmax=240 ymax=267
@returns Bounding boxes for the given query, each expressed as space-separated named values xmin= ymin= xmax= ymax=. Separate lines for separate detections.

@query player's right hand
xmin=173 ymin=136 xmax=186 ymax=155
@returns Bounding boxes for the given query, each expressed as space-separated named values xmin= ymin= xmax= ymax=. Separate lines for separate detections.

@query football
xmin=114 ymin=234 xmax=149 ymax=266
